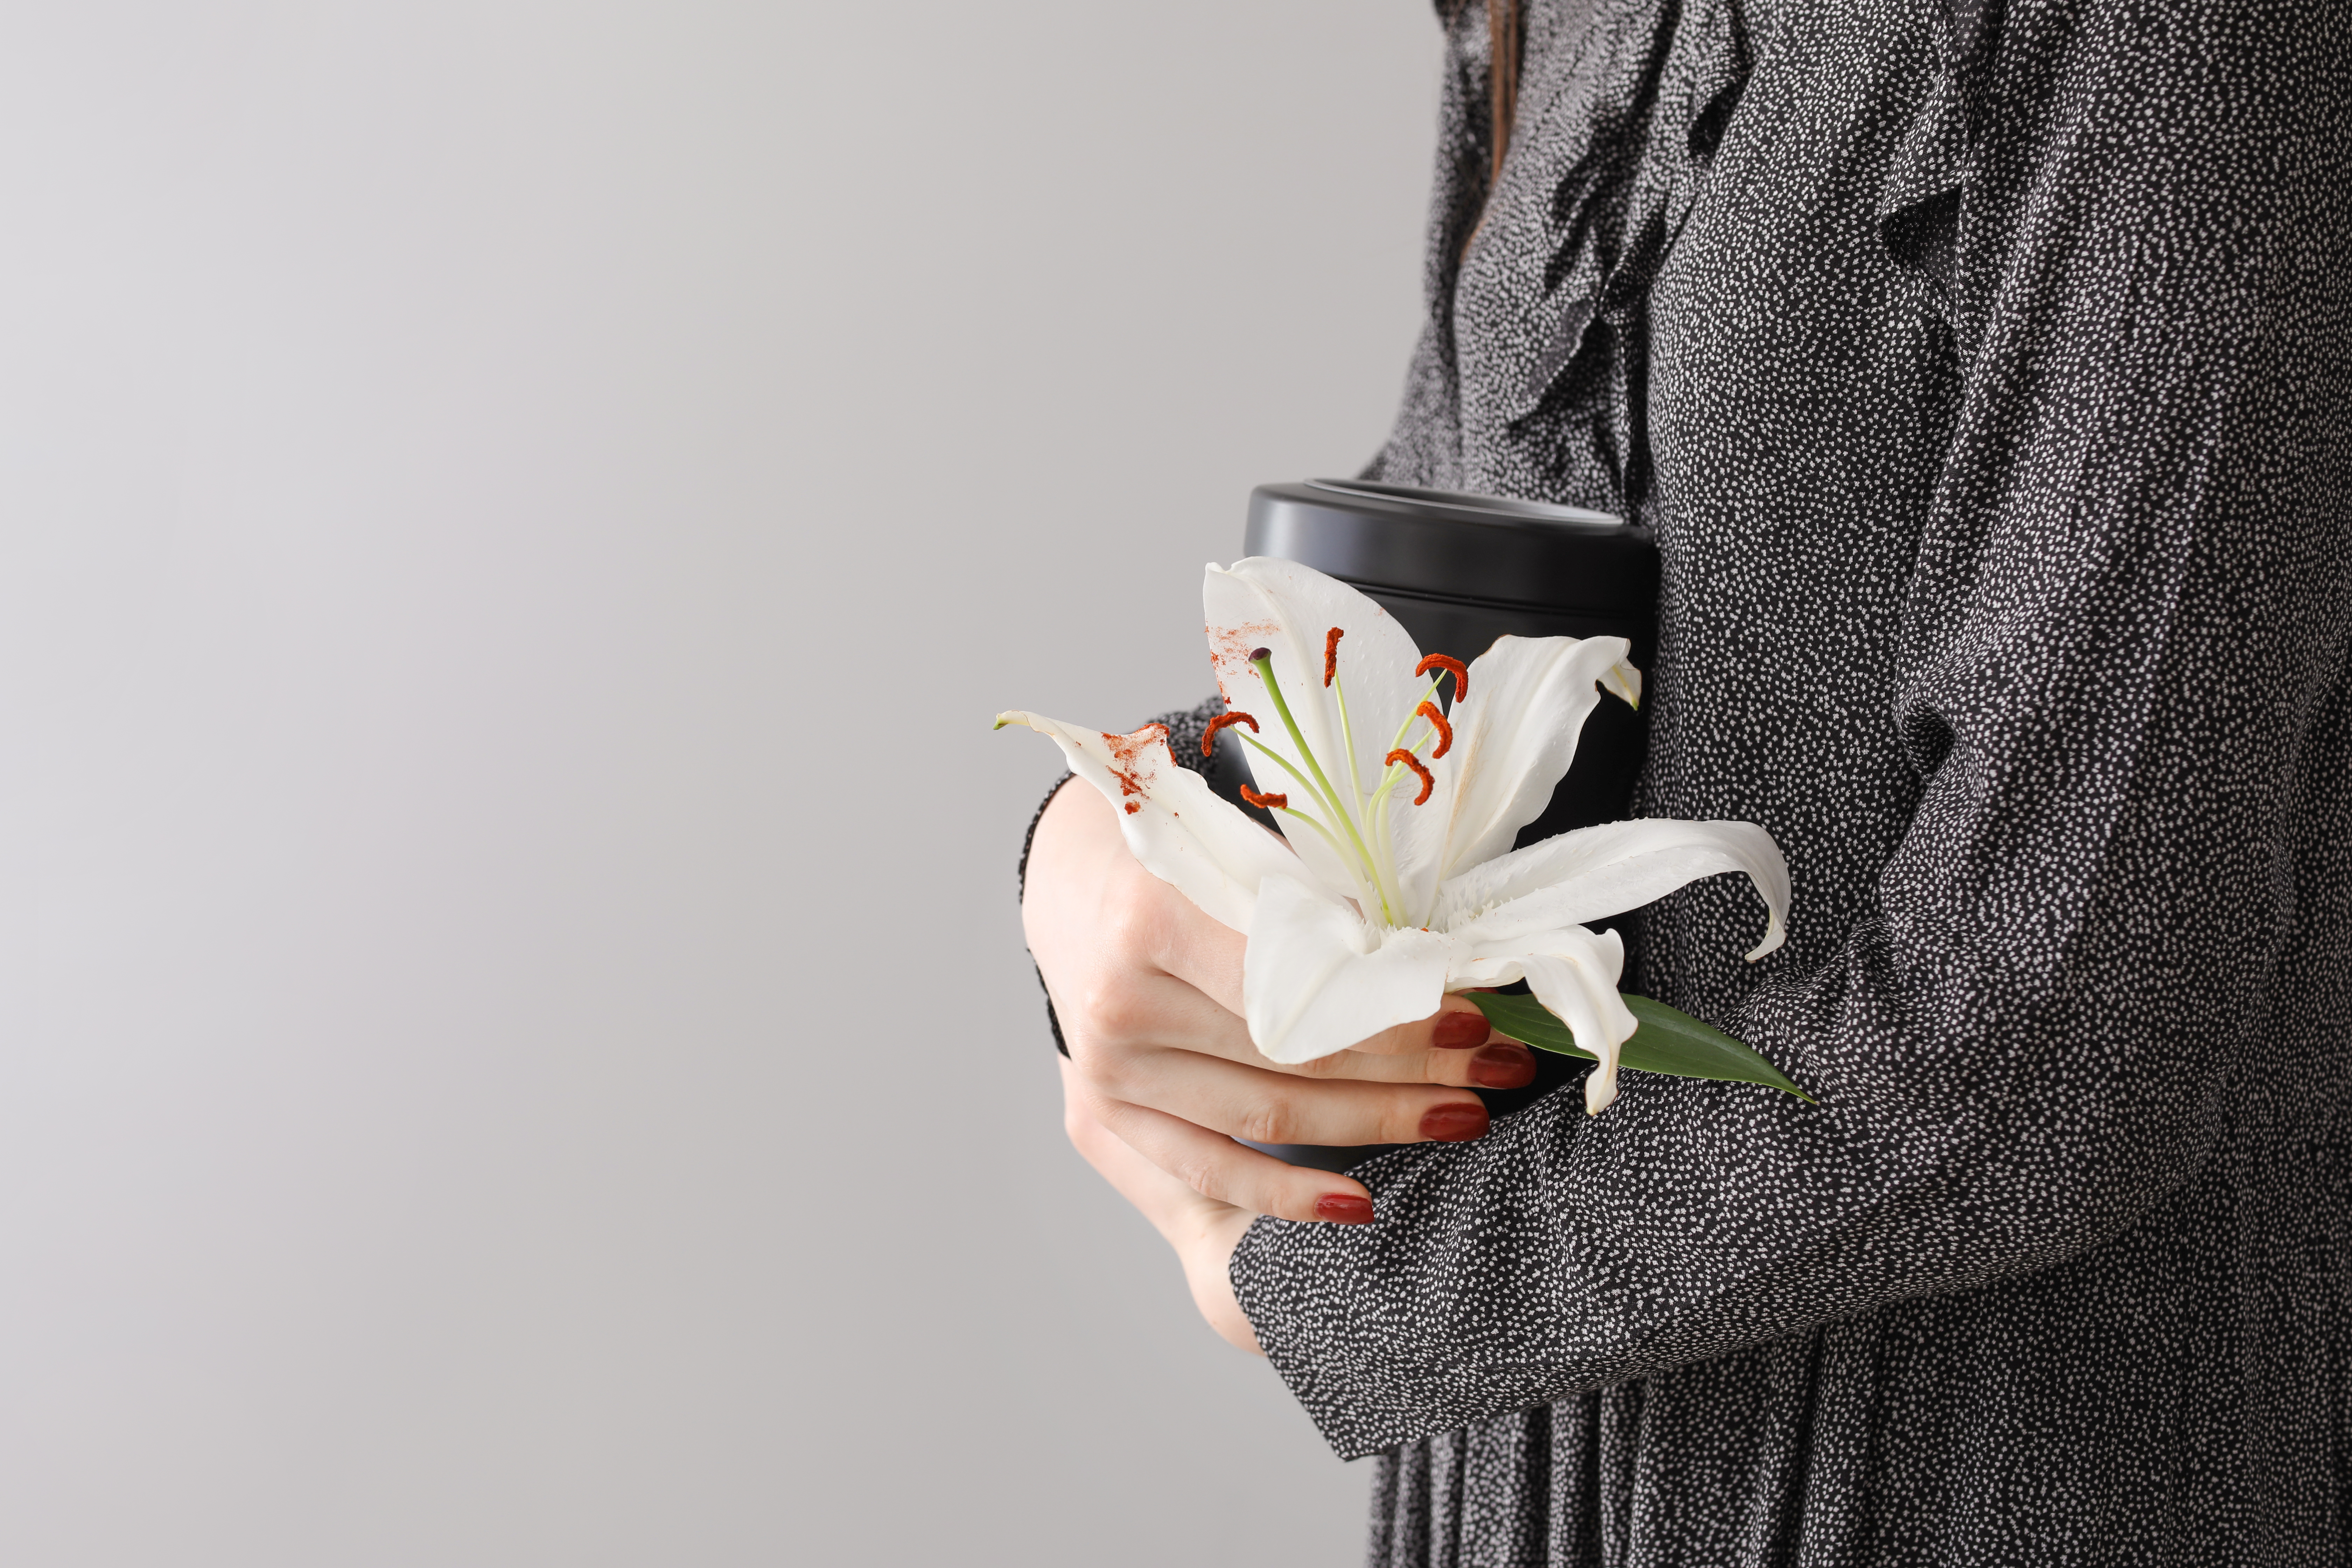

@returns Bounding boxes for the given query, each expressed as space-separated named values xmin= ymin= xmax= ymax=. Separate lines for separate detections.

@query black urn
xmin=1236 ymin=479 xmax=1659 ymax=1171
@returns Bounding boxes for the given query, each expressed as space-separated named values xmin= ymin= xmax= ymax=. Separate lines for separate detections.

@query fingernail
xmin=1419 ymin=1101 xmax=1490 ymax=1142
xmin=1431 ymin=1011 xmax=1489 ymax=1050
xmin=1467 ymin=1043 xmax=1535 ymax=1089
xmin=1315 ymin=1194 xmax=1376 ymax=1224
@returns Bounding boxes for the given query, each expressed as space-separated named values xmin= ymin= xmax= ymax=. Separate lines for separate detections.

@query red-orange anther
xmin=1324 ymin=626 xmax=1344 ymax=686
xmin=1386 ymin=748 xmax=1435 ymax=805
xmin=1414 ymin=653 xmax=1469 ymax=701
xmin=1415 ymin=700 xmax=1454 ymax=758
xmin=1240 ymin=785 xmax=1289 ymax=811
xmin=1200 ymin=710 xmax=1260 ymax=756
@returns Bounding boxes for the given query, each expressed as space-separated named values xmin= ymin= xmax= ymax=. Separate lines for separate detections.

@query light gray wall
xmin=0 ymin=4 xmax=1437 ymax=1563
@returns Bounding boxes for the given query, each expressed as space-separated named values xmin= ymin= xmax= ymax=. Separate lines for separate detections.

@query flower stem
xmin=1329 ymin=671 xmax=1398 ymax=913
xmin=1330 ymin=672 xmax=1368 ymax=822
xmin=1235 ymin=732 xmax=1380 ymax=912
xmin=1273 ymin=804 xmax=1356 ymax=877
xmin=1236 ymin=731 xmax=1331 ymax=811
xmin=1387 ymin=677 xmax=1442 ymax=753
xmin=1253 ymin=653 xmax=1396 ymax=926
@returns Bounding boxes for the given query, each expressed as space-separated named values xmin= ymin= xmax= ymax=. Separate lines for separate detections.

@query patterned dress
xmin=1215 ymin=0 xmax=2352 ymax=1562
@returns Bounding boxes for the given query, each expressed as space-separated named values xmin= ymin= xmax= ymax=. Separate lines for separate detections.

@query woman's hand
xmin=1061 ymin=1059 xmax=1262 ymax=1353
xmin=1024 ymin=777 xmax=1532 ymax=1228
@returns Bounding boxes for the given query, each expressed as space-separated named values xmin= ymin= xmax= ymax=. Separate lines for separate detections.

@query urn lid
xmin=1244 ymin=479 xmax=1656 ymax=617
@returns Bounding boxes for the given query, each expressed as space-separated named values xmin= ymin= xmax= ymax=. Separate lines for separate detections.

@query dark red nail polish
xmin=1432 ymin=1011 xmax=1489 ymax=1050
xmin=1315 ymin=1194 xmax=1376 ymax=1224
xmin=1419 ymin=1101 xmax=1490 ymax=1142
xmin=1467 ymin=1043 xmax=1536 ymax=1089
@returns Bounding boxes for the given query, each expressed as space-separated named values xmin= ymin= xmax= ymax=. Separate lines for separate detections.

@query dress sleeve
xmin=1230 ymin=0 xmax=2352 ymax=1458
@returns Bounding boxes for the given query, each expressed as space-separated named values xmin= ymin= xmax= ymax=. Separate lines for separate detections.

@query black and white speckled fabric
xmin=1223 ymin=0 xmax=2352 ymax=1562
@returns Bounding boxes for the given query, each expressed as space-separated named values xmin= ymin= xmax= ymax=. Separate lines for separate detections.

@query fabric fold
xmin=1875 ymin=63 xmax=1970 ymax=312
xmin=1499 ymin=0 xmax=1753 ymax=523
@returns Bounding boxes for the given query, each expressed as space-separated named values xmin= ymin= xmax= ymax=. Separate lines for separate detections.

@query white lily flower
xmin=1000 ymin=557 xmax=1789 ymax=1115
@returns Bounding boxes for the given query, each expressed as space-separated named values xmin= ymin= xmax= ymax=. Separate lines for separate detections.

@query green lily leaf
xmin=1463 ymin=990 xmax=1813 ymax=1102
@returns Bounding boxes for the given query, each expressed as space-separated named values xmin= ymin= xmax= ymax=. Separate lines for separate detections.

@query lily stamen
xmin=1324 ymin=626 xmax=1344 ymax=687
xmin=1202 ymin=710 xmax=1260 ymax=756
xmin=1240 ymin=785 xmax=1288 ymax=810
xmin=1386 ymin=748 xmax=1436 ymax=805
xmin=1415 ymin=700 xmax=1453 ymax=759
xmin=1414 ymin=653 xmax=1469 ymax=701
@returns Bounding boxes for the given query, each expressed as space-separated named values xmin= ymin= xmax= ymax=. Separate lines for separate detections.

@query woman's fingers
xmin=1061 ymin=1060 xmax=1239 ymax=1231
xmin=1028 ymin=779 xmax=1544 ymax=1204
xmin=1078 ymin=968 xmax=1533 ymax=1096
xmin=1287 ymin=1037 xmax=1539 ymax=1090
xmin=1055 ymin=1064 xmax=1278 ymax=1349
xmin=1099 ymin=1045 xmax=1496 ymax=1149
xmin=1277 ymin=997 xmax=1531 ymax=1087
xmin=1088 ymin=972 xmax=1535 ymax=1090
xmin=1067 ymin=968 xmax=1261 ymax=1062
xmin=1083 ymin=1092 xmax=1380 ymax=1225
xmin=1344 ymin=994 xmax=1506 ymax=1055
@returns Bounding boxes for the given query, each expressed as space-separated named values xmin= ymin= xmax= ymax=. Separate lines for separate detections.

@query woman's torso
xmin=1355 ymin=0 xmax=2352 ymax=1562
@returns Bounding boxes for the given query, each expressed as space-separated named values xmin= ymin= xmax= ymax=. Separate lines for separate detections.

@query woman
xmin=1021 ymin=0 xmax=2350 ymax=1561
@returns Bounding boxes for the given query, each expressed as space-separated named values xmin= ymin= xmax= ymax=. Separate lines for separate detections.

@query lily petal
xmin=1601 ymin=657 xmax=1642 ymax=709
xmin=1391 ymin=634 xmax=1637 ymax=923
xmin=1450 ymin=925 xmax=1637 ymax=1115
xmin=1522 ymin=946 xmax=1640 ymax=1115
xmin=996 ymin=711 xmax=1299 ymax=933
xmin=1436 ymin=817 xmax=1790 ymax=960
xmin=1243 ymin=872 xmax=1452 ymax=1063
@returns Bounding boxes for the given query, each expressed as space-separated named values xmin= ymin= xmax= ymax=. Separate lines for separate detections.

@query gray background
xmin=0 ymin=3 xmax=1438 ymax=1563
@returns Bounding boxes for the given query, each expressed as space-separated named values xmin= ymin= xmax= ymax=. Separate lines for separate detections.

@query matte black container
xmin=1237 ymin=479 xmax=1659 ymax=1172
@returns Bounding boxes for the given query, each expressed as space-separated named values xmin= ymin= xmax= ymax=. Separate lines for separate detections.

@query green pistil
xmin=1253 ymin=652 xmax=1396 ymax=926
xmin=1249 ymin=653 xmax=1354 ymax=835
